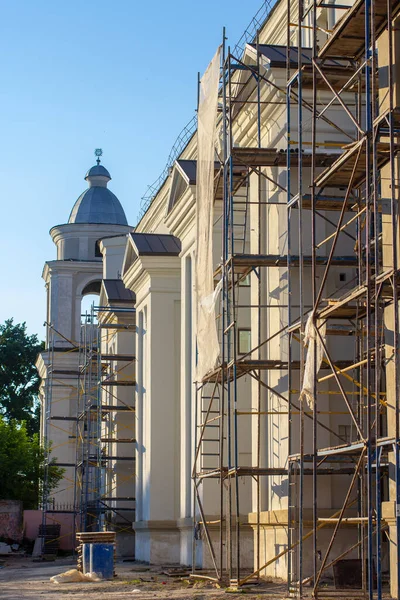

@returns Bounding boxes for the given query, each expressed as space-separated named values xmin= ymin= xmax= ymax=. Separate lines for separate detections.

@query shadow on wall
xmin=271 ymin=477 xmax=288 ymax=499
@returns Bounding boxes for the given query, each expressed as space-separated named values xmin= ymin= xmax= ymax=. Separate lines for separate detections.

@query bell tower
xmin=36 ymin=154 xmax=133 ymax=510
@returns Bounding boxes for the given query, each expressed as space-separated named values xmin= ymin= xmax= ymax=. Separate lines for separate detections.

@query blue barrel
xmin=82 ymin=543 xmax=114 ymax=580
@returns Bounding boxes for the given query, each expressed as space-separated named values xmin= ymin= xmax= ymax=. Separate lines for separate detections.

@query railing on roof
xmin=138 ymin=115 xmax=197 ymax=221
xmin=232 ymin=0 xmax=277 ymax=58
xmin=137 ymin=0 xmax=277 ymax=222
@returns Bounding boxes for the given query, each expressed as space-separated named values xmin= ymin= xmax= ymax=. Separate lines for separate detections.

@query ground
xmin=0 ymin=556 xmax=288 ymax=599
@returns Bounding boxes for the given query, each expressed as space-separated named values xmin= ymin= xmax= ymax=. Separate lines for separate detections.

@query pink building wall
xmin=23 ymin=510 xmax=75 ymax=550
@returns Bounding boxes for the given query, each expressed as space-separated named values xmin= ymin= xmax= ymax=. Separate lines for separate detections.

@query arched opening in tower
xmin=81 ymin=280 xmax=101 ymax=324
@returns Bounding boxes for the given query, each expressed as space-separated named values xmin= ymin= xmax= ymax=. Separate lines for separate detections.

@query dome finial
xmin=94 ymin=148 xmax=103 ymax=166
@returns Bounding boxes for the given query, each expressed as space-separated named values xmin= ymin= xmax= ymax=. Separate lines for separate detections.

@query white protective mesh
xmin=195 ymin=47 xmax=221 ymax=381
xmin=300 ymin=314 xmax=326 ymax=409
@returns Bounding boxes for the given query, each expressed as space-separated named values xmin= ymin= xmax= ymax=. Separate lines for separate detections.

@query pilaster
xmin=124 ymin=253 xmax=181 ymax=563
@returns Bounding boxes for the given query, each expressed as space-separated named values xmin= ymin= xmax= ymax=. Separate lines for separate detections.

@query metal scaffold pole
xmin=286 ymin=0 xmax=400 ymax=596
xmin=75 ymin=302 xmax=136 ymax=538
xmin=193 ymin=1 xmax=316 ymax=585
xmin=191 ymin=0 xmax=400 ymax=593
xmin=40 ymin=323 xmax=55 ymax=556
xmin=38 ymin=321 xmax=80 ymax=557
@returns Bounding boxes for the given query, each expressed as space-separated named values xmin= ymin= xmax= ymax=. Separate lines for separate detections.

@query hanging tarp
xmin=300 ymin=313 xmax=326 ymax=409
xmin=195 ymin=46 xmax=221 ymax=381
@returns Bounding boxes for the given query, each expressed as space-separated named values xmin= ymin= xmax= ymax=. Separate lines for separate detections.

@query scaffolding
xmin=40 ymin=322 xmax=79 ymax=556
xmin=75 ymin=304 xmax=136 ymax=538
xmin=286 ymin=0 xmax=400 ymax=597
xmin=193 ymin=18 xmax=299 ymax=585
xmin=193 ymin=0 xmax=400 ymax=595
xmin=40 ymin=300 xmax=136 ymax=554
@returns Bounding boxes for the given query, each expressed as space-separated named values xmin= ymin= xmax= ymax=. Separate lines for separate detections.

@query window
xmin=95 ymin=241 xmax=102 ymax=257
xmin=238 ymin=329 xmax=251 ymax=355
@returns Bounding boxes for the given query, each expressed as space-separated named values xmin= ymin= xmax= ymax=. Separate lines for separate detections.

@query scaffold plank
xmin=89 ymin=404 xmax=135 ymax=411
xmin=231 ymin=146 xmax=337 ymax=168
xmin=100 ymin=438 xmax=136 ymax=443
xmin=202 ymin=358 xmax=354 ymax=382
xmin=315 ymin=140 xmax=400 ymax=189
xmin=195 ymin=466 xmax=356 ymax=479
xmin=291 ymin=193 xmax=360 ymax=211
xmin=101 ymin=354 xmax=135 ymax=361
xmin=229 ymin=254 xmax=358 ymax=267
xmin=317 ymin=284 xmax=368 ymax=319
xmin=100 ymin=380 xmax=136 ymax=386
xmin=214 ymin=253 xmax=358 ymax=281
xmin=319 ymin=0 xmax=400 ymax=59
xmin=317 ymin=440 xmax=366 ymax=457
xmin=98 ymin=323 xmax=136 ymax=330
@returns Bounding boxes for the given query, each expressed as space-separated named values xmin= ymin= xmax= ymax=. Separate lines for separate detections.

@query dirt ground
xmin=0 ymin=555 xmax=288 ymax=599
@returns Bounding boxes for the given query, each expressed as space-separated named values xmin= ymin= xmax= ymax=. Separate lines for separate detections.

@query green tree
xmin=0 ymin=417 xmax=64 ymax=509
xmin=0 ymin=319 xmax=44 ymax=434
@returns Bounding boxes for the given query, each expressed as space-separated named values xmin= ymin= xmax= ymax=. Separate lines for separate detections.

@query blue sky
xmin=0 ymin=0 xmax=264 ymax=339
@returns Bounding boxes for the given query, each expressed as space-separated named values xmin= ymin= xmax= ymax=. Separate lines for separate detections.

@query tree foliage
xmin=0 ymin=319 xmax=64 ymax=508
xmin=0 ymin=417 xmax=64 ymax=509
xmin=0 ymin=319 xmax=44 ymax=434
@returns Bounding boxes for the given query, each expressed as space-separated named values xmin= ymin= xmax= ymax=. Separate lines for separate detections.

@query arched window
xmin=81 ymin=281 xmax=101 ymax=323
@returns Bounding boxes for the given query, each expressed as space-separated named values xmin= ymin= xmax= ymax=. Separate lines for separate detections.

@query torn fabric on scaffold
xmin=195 ymin=46 xmax=222 ymax=381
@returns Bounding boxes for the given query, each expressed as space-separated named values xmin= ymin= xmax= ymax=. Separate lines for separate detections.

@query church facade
xmin=37 ymin=0 xmax=400 ymax=594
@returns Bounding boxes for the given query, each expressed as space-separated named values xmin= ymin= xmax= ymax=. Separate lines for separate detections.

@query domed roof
xmin=69 ymin=187 xmax=128 ymax=225
xmin=85 ymin=164 xmax=111 ymax=179
xmin=68 ymin=162 xmax=128 ymax=225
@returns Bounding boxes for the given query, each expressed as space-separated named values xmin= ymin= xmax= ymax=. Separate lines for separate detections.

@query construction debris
xmin=50 ymin=568 xmax=102 ymax=583
xmin=0 ymin=543 xmax=11 ymax=555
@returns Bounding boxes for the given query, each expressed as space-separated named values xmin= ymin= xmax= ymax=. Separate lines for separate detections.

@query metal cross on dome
xmin=94 ymin=148 xmax=103 ymax=165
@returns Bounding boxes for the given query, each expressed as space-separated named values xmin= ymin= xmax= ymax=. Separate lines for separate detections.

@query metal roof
xmin=130 ymin=232 xmax=181 ymax=256
xmin=249 ymin=44 xmax=345 ymax=69
xmin=69 ymin=187 xmax=128 ymax=225
xmin=175 ymin=159 xmax=222 ymax=186
xmin=176 ymin=159 xmax=197 ymax=184
xmin=85 ymin=164 xmax=111 ymax=179
xmin=102 ymin=279 xmax=135 ymax=303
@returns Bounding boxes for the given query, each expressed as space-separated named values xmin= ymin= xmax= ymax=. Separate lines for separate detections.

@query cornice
xmin=50 ymin=223 xmax=132 ymax=245
xmin=99 ymin=234 xmax=129 ymax=252
xmin=42 ymin=260 xmax=103 ymax=282
xmin=165 ymin=189 xmax=196 ymax=242
xmin=98 ymin=303 xmax=135 ymax=325
xmin=35 ymin=349 xmax=79 ymax=377
xmin=123 ymin=254 xmax=181 ymax=306
xmin=122 ymin=257 xmax=146 ymax=293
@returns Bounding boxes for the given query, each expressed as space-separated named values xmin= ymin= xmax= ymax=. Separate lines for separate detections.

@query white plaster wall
xmin=124 ymin=256 xmax=181 ymax=563
xmin=100 ymin=235 xmax=129 ymax=279
xmin=37 ymin=351 xmax=80 ymax=508
xmin=99 ymin=306 xmax=136 ymax=556
xmin=120 ymin=0 xmax=362 ymax=574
